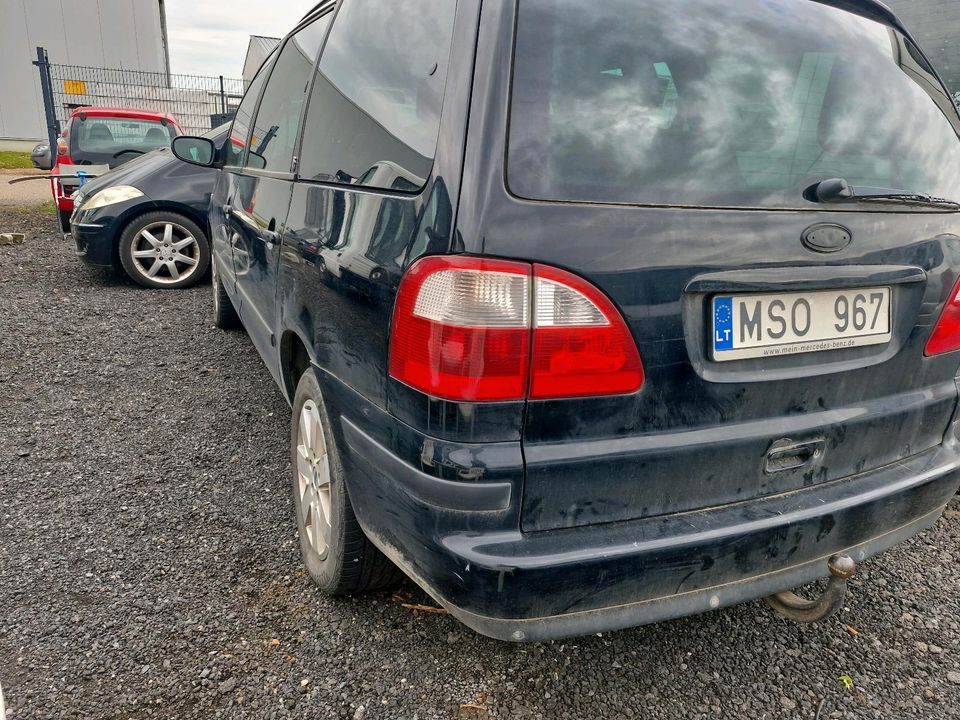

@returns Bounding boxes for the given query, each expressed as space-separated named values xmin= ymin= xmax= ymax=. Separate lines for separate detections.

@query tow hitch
xmin=764 ymin=554 xmax=857 ymax=623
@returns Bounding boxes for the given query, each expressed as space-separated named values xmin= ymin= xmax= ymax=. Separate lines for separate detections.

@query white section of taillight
xmin=413 ymin=269 xmax=530 ymax=328
xmin=535 ymin=277 xmax=609 ymax=328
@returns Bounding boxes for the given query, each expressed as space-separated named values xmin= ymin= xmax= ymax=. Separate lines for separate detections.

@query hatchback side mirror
xmin=171 ymin=136 xmax=217 ymax=168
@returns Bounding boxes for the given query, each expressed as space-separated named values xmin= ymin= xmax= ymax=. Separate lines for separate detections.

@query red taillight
xmin=529 ymin=265 xmax=644 ymax=399
xmin=389 ymin=257 xmax=531 ymax=402
xmin=389 ymin=256 xmax=644 ymax=402
xmin=925 ymin=278 xmax=960 ymax=356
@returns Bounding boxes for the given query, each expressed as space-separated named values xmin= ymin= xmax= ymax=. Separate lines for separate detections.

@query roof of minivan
xmin=296 ymin=1 xmax=909 ymax=37
xmin=291 ymin=0 xmax=914 ymax=68
xmin=813 ymin=0 xmax=905 ymax=32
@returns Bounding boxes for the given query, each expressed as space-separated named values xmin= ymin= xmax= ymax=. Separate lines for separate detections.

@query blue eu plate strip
xmin=714 ymin=297 xmax=734 ymax=351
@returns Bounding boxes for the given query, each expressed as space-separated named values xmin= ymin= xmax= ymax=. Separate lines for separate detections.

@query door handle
xmin=262 ymin=218 xmax=281 ymax=247
xmin=764 ymin=438 xmax=825 ymax=474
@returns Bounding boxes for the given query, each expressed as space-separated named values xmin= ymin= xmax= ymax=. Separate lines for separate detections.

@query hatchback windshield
xmin=70 ymin=117 xmax=176 ymax=163
xmin=508 ymin=0 xmax=960 ymax=209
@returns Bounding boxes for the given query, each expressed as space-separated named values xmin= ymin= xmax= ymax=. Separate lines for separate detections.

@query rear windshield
xmin=70 ymin=118 xmax=177 ymax=161
xmin=508 ymin=0 xmax=960 ymax=209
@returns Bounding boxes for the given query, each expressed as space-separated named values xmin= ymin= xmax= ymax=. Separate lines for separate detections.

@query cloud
xmin=164 ymin=0 xmax=311 ymax=77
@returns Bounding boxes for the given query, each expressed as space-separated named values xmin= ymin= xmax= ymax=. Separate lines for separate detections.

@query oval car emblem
xmin=802 ymin=223 xmax=852 ymax=253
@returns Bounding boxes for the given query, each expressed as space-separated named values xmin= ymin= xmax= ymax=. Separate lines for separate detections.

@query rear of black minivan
xmin=364 ymin=0 xmax=960 ymax=640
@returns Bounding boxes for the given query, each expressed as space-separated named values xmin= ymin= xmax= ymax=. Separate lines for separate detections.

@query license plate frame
xmin=712 ymin=287 xmax=892 ymax=362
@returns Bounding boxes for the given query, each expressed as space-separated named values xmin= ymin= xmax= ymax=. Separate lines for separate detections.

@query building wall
xmin=243 ymin=36 xmax=281 ymax=85
xmin=886 ymin=0 xmax=960 ymax=93
xmin=0 ymin=0 xmax=168 ymax=142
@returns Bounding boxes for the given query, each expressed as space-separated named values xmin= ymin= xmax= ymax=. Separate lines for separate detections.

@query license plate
xmin=712 ymin=287 xmax=891 ymax=362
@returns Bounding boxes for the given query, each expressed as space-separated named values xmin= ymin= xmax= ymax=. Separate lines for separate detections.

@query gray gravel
xmin=1 ymin=204 xmax=960 ymax=720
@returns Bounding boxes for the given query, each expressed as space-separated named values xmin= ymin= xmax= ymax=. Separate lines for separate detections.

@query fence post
xmin=219 ymin=75 xmax=227 ymax=115
xmin=32 ymin=47 xmax=60 ymax=155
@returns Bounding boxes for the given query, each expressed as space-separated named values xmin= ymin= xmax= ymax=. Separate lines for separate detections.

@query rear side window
xmin=245 ymin=14 xmax=332 ymax=173
xmin=508 ymin=0 xmax=960 ymax=208
xmin=71 ymin=118 xmax=175 ymax=157
xmin=298 ymin=0 xmax=458 ymax=191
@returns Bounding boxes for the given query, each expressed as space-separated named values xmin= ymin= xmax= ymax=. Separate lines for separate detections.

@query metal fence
xmin=41 ymin=56 xmax=245 ymax=136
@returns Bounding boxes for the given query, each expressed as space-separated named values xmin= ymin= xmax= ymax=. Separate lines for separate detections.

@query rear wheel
xmin=211 ymin=254 xmax=241 ymax=329
xmin=291 ymin=371 xmax=403 ymax=595
xmin=118 ymin=212 xmax=210 ymax=289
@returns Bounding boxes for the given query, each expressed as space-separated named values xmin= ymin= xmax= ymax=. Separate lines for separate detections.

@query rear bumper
xmin=436 ymin=504 xmax=946 ymax=642
xmin=326 ymin=373 xmax=960 ymax=642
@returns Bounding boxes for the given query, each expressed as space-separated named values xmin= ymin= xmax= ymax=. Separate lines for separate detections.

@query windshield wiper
xmin=809 ymin=178 xmax=960 ymax=210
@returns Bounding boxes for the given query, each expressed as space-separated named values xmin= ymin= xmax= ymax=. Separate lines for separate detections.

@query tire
xmin=211 ymin=253 xmax=241 ymax=329
xmin=118 ymin=211 xmax=210 ymax=289
xmin=290 ymin=370 xmax=403 ymax=595
xmin=58 ymin=209 xmax=71 ymax=233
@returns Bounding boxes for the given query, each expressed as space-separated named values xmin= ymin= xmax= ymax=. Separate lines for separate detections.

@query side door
xmin=226 ymin=14 xmax=333 ymax=366
xmin=210 ymin=52 xmax=274 ymax=302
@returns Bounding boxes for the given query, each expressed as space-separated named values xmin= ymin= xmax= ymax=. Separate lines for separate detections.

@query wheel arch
xmin=141 ymin=201 xmax=210 ymax=238
xmin=280 ymin=329 xmax=314 ymax=405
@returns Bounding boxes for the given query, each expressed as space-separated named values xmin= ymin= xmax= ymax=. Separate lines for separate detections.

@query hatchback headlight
xmin=79 ymin=185 xmax=144 ymax=211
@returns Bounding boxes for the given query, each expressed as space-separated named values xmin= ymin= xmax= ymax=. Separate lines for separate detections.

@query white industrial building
xmin=243 ymin=36 xmax=281 ymax=84
xmin=0 ymin=0 xmax=170 ymax=149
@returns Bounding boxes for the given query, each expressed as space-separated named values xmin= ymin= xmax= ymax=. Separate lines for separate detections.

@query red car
xmin=52 ymin=107 xmax=183 ymax=231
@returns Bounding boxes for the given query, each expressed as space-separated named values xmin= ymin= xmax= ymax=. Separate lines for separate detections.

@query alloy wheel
xmin=130 ymin=221 xmax=201 ymax=285
xmin=296 ymin=400 xmax=332 ymax=559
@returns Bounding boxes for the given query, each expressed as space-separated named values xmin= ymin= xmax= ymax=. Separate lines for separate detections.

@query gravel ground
xmin=1 ymin=205 xmax=960 ymax=720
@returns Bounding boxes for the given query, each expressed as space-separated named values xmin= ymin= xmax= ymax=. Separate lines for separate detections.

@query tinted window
xmin=227 ymin=54 xmax=274 ymax=167
xmin=298 ymin=0 xmax=457 ymax=191
xmin=508 ymin=0 xmax=960 ymax=208
xmin=245 ymin=15 xmax=332 ymax=172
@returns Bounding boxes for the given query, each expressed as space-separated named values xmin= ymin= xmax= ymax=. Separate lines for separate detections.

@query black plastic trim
xmin=341 ymin=417 xmax=513 ymax=512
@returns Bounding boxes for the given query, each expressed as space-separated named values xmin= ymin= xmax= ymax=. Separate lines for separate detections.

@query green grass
xmin=7 ymin=202 xmax=56 ymax=215
xmin=0 ymin=151 xmax=34 ymax=170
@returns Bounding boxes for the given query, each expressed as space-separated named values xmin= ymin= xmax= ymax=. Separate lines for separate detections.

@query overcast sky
xmin=164 ymin=0 xmax=312 ymax=77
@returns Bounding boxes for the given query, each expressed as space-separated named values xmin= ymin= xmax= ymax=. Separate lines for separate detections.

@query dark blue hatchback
xmin=172 ymin=0 xmax=960 ymax=640
xmin=69 ymin=125 xmax=229 ymax=289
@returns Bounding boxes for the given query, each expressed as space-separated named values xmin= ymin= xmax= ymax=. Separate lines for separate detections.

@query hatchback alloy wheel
xmin=118 ymin=211 xmax=211 ymax=290
xmin=130 ymin=220 xmax=201 ymax=285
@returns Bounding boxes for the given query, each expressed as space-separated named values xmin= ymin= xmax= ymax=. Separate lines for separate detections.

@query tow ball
xmin=764 ymin=554 xmax=857 ymax=623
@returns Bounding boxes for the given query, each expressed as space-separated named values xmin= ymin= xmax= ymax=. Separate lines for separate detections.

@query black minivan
xmin=172 ymin=0 xmax=960 ymax=641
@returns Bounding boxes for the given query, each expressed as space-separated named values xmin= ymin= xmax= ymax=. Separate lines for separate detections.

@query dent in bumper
xmin=342 ymin=417 xmax=513 ymax=512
